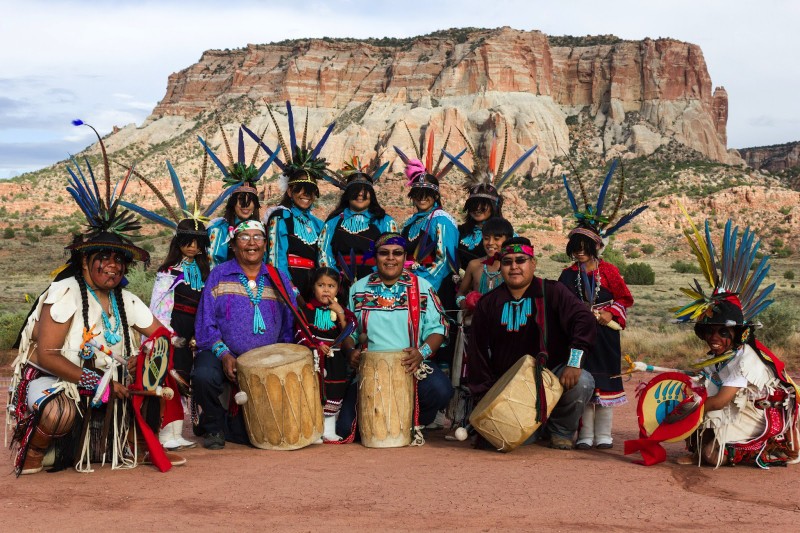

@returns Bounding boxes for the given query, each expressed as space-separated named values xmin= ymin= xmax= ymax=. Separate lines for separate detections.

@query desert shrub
xmin=758 ymin=302 xmax=799 ymax=347
xmin=627 ymin=250 xmax=641 ymax=259
xmin=0 ymin=311 xmax=27 ymax=349
xmin=623 ymin=262 xmax=655 ymax=285
xmin=671 ymin=260 xmax=701 ymax=274
xmin=627 ymin=238 xmax=641 ymax=245
xmin=125 ymin=265 xmax=156 ymax=305
xmin=542 ymin=243 xmax=555 ymax=252
xmin=41 ymin=226 xmax=56 ymax=236
xmin=641 ymin=244 xmax=656 ymax=255
xmin=784 ymin=270 xmax=795 ymax=280
xmin=3 ymin=227 xmax=14 ymax=239
xmin=550 ymin=252 xmax=571 ymax=263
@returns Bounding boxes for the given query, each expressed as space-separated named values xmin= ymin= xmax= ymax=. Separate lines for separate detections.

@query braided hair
xmin=75 ymin=273 xmax=91 ymax=338
xmin=113 ymin=286 xmax=132 ymax=359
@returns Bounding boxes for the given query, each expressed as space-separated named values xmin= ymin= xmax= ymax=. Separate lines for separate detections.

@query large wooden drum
xmin=358 ymin=350 xmax=414 ymax=448
xmin=469 ymin=354 xmax=563 ymax=452
xmin=236 ymin=344 xmax=323 ymax=450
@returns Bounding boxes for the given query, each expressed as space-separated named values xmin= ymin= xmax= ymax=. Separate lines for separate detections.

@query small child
xmin=457 ymin=217 xmax=514 ymax=310
xmin=297 ymin=267 xmax=356 ymax=442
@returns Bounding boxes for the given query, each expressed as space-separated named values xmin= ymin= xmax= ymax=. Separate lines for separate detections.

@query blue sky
xmin=1 ymin=0 xmax=797 ymax=178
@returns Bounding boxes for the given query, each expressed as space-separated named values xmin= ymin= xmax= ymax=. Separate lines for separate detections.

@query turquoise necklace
xmin=292 ymin=207 xmax=319 ymax=245
xmin=239 ymin=273 xmax=266 ymax=334
xmin=85 ymin=285 xmax=122 ymax=345
xmin=313 ymin=307 xmax=335 ymax=330
xmin=341 ymin=210 xmax=370 ymax=234
xmin=181 ymin=259 xmax=204 ymax=291
xmin=501 ymin=297 xmax=532 ymax=332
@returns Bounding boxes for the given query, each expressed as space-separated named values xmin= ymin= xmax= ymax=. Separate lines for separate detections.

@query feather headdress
xmin=198 ymin=118 xmax=280 ymax=195
xmin=243 ymin=100 xmax=335 ymax=195
xmin=442 ymin=122 xmax=537 ymax=206
xmin=393 ymin=124 xmax=465 ymax=193
xmin=672 ymin=204 xmax=774 ymax=326
xmin=563 ymin=158 xmax=648 ymax=244
xmin=66 ymin=120 xmax=148 ymax=263
xmin=325 ymin=154 xmax=390 ymax=191
xmin=118 ymin=148 xmax=235 ymax=238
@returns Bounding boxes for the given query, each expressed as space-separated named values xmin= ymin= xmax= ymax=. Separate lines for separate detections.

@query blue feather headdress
xmin=199 ymin=117 xmax=280 ymax=196
xmin=563 ymin=159 xmax=648 ymax=245
xmin=118 ymin=146 xmax=236 ymax=239
xmin=393 ymin=124 xmax=465 ymax=196
xmin=442 ymin=122 xmax=537 ymax=207
xmin=672 ymin=203 xmax=774 ymax=326
xmin=66 ymin=120 xmax=148 ymax=263
xmin=325 ymin=154 xmax=390 ymax=191
xmin=243 ymin=101 xmax=334 ymax=195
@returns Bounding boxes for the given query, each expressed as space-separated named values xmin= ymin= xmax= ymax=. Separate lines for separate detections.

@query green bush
xmin=641 ymin=244 xmax=656 ymax=255
xmin=601 ymin=246 xmax=626 ymax=270
xmin=623 ymin=262 xmax=655 ymax=285
xmin=758 ymin=302 xmax=799 ymax=347
xmin=0 ymin=311 xmax=28 ymax=349
xmin=41 ymin=226 xmax=56 ymax=237
xmin=627 ymin=250 xmax=641 ymax=259
xmin=784 ymin=270 xmax=795 ymax=280
xmin=671 ymin=260 xmax=701 ymax=274
xmin=550 ymin=252 xmax=571 ymax=263
xmin=627 ymin=238 xmax=641 ymax=245
xmin=125 ymin=265 xmax=156 ymax=305
xmin=3 ymin=227 xmax=14 ymax=239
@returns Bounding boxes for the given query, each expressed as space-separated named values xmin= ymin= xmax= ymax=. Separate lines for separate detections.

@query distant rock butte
xmin=149 ymin=27 xmax=742 ymax=168
xmin=740 ymin=141 xmax=800 ymax=173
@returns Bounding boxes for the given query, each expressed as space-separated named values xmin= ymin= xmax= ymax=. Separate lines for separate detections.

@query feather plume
xmin=237 ymin=127 xmax=245 ymax=165
xmin=425 ymin=130 xmax=435 ymax=174
xmin=249 ymin=125 xmax=269 ymax=166
xmin=311 ymin=121 xmax=335 ymax=159
xmin=110 ymin=165 xmax=134 ymax=211
xmin=487 ymin=135 xmax=498 ymax=178
xmin=266 ymin=103 xmax=292 ymax=164
xmin=456 ymin=128 xmax=477 ymax=169
xmin=393 ymin=145 xmax=411 ymax=165
xmin=678 ymin=202 xmax=715 ymax=287
xmin=497 ymin=123 xmax=509 ymax=177
xmin=562 ymin=174 xmax=579 ymax=214
xmin=604 ymin=205 xmax=649 ymax=237
xmin=166 ymin=161 xmax=187 ymax=211
xmin=73 ymin=120 xmax=111 ymax=207
xmin=198 ymin=136 xmax=229 ymax=177
xmin=560 ymin=149 xmax=589 ymax=208
xmin=372 ymin=161 xmax=390 ymax=183
xmin=242 ymin=124 xmax=286 ymax=171
xmin=196 ymin=145 xmax=209 ymax=209
xmin=336 ymin=252 xmax=353 ymax=284
xmin=404 ymin=123 xmax=420 ymax=159
xmin=69 ymin=155 xmax=99 ymax=206
xmin=433 ymin=128 xmax=451 ymax=176
xmin=286 ymin=100 xmax=297 ymax=154
xmin=119 ymin=201 xmax=178 ymax=229
xmin=256 ymin=144 xmax=281 ymax=180
xmin=116 ymin=163 xmax=180 ymax=223
xmin=203 ymin=185 xmax=237 ymax=218
xmin=441 ymin=149 xmax=472 ymax=176
xmin=216 ymin=117 xmax=234 ymax=168
xmin=607 ymin=161 xmax=626 ymax=224
xmin=302 ymin=108 xmax=309 ymax=149
xmin=496 ymin=145 xmax=537 ymax=191
xmin=595 ymin=159 xmax=618 ymax=217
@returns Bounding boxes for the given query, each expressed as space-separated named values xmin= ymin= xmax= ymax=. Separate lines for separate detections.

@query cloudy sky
xmin=1 ymin=0 xmax=797 ymax=178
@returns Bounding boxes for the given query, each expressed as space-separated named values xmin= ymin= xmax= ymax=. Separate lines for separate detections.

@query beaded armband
xmin=77 ymin=368 xmax=101 ymax=391
xmin=567 ymin=348 xmax=584 ymax=368
xmin=455 ymin=295 xmax=466 ymax=307
xmin=419 ymin=343 xmax=433 ymax=360
xmin=212 ymin=341 xmax=231 ymax=360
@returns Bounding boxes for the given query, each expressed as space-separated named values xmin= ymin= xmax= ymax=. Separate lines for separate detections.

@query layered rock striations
xmin=740 ymin=141 xmax=800 ymax=173
xmin=150 ymin=27 xmax=742 ymax=170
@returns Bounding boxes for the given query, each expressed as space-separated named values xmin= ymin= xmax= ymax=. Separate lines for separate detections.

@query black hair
xmin=279 ymin=182 xmax=320 ymax=208
xmin=114 ymin=285 xmax=132 ymax=359
xmin=158 ymin=219 xmax=211 ymax=280
xmin=407 ymin=176 xmax=441 ymax=204
xmin=566 ymin=232 xmax=600 ymax=260
xmin=325 ymin=183 xmax=387 ymax=221
xmin=482 ymin=217 xmax=514 ymax=239
xmin=223 ymin=190 xmax=260 ymax=225
xmin=501 ymin=236 xmax=532 ymax=248
xmin=694 ymin=323 xmax=749 ymax=348
xmin=305 ymin=267 xmax=343 ymax=302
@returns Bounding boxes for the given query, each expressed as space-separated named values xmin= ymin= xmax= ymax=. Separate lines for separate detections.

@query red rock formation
xmin=740 ymin=141 xmax=800 ymax=172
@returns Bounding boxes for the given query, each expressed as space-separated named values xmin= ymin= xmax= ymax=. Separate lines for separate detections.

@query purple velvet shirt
xmin=196 ymin=260 xmax=297 ymax=358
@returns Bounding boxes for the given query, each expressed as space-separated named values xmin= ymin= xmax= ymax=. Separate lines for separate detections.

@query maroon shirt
xmin=467 ymin=277 xmax=596 ymax=397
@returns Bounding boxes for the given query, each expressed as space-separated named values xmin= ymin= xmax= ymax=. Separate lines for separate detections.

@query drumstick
xmin=128 ymin=386 xmax=174 ymax=400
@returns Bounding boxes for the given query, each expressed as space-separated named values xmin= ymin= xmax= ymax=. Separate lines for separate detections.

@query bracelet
xmin=567 ymin=348 xmax=584 ymax=368
xmin=212 ymin=341 xmax=231 ymax=359
xmin=455 ymin=295 xmax=466 ymax=307
xmin=77 ymin=368 xmax=101 ymax=391
xmin=419 ymin=343 xmax=433 ymax=360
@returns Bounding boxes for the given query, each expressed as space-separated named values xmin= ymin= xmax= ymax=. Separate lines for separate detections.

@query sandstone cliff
xmin=740 ymin=141 xmax=800 ymax=173
xmin=149 ymin=27 xmax=742 ymax=170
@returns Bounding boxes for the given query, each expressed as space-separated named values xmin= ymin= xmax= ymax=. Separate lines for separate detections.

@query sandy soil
xmin=2 ymin=378 xmax=798 ymax=532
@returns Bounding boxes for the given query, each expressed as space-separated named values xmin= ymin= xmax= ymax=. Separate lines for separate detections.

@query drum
xmin=236 ymin=343 xmax=323 ymax=450
xmin=358 ymin=350 xmax=414 ymax=448
xmin=469 ymin=354 xmax=563 ymax=452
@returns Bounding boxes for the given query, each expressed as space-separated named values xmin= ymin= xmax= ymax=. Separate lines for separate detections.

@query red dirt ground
xmin=2 ymin=377 xmax=798 ymax=531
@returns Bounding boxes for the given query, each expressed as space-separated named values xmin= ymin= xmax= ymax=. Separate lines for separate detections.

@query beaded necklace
xmin=292 ymin=206 xmax=319 ymax=245
xmin=239 ymin=273 xmax=266 ymax=334
xmin=501 ymin=297 xmax=532 ymax=332
xmin=85 ymin=285 xmax=122 ymax=345
xmin=575 ymin=261 xmax=601 ymax=307
xmin=313 ymin=307 xmax=336 ymax=330
xmin=374 ymin=281 xmax=404 ymax=308
xmin=479 ymin=264 xmax=502 ymax=294
xmin=341 ymin=209 xmax=371 ymax=234
xmin=181 ymin=259 xmax=204 ymax=291
xmin=460 ymin=226 xmax=483 ymax=249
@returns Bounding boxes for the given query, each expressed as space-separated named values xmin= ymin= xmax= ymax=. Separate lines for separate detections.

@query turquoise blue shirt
xmin=266 ymin=205 xmax=324 ymax=272
xmin=401 ymin=206 xmax=458 ymax=290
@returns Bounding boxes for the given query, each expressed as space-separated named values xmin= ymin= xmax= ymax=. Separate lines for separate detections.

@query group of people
xmin=7 ymin=105 xmax=798 ymax=477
